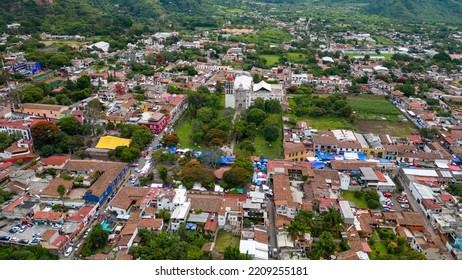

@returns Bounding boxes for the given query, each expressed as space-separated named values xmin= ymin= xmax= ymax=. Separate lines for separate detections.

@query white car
xmin=64 ymin=247 xmax=73 ymax=257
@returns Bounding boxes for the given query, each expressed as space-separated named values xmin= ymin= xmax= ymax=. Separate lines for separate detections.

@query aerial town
xmin=1 ymin=0 xmax=462 ymax=261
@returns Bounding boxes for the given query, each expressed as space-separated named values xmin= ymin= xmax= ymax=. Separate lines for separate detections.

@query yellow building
xmin=284 ymin=142 xmax=308 ymax=162
xmin=95 ymin=136 xmax=131 ymax=150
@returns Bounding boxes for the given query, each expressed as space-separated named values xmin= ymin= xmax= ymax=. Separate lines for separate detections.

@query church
xmin=224 ymin=72 xmax=283 ymax=110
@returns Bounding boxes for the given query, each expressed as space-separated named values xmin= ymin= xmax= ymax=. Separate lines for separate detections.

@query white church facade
xmin=224 ymin=72 xmax=283 ymax=110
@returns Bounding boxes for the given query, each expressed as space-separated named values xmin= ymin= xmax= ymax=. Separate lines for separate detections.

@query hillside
xmin=0 ymin=0 xmax=222 ymax=35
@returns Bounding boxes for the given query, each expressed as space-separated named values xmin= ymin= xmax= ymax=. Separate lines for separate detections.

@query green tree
xmin=161 ymin=134 xmax=179 ymax=147
xmin=76 ymin=75 xmax=91 ymax=90
xmin=21 ymin=85 xmax=44 ymax=103
xmin=239 ymin=140 xmax=256 ymax=154
xmin=310 ymin=232 xmax=338 ymax=260
xmin=263 ymin=124 xmax=279 ymax=143
xmin=157 ymin=165 xmax=168 ymax=185
xmin=57 ymin=184 xmax=66 ymax=207
xmin=31 ymin=121 xmax=59 ymax=148
xmin=222 ymin=167 xmax=252 ymax=188
xmin=224 ymin=246 xmax=252 ymax=260
xmin=58 ymin=117 xmax=83 ymax=136
xmin=246 ymin=108 xmax=267 ymax=125
xmin=231 ymin=155 xmax=254 ymax=175
xmin=81 ymin=224 xmax=109 ymax=257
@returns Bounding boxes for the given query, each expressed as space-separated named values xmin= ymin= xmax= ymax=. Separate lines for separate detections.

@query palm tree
xmin=57 ymin=184 xmax=66 ymax=208
xmin=321 ymin=207 xmax=343 ymax=234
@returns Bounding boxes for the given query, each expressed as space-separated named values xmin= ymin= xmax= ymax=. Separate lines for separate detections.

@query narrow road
xmin=267 ymin=197 xmax=277 ymax=259
xmin=228 ymin=110 xmax=240 ymax=153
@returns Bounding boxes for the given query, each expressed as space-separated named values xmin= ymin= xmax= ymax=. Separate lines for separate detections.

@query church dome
xmin=225 ymin=73 xmax=234 ymax=81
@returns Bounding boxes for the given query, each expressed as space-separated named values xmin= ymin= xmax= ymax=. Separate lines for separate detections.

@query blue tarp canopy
xmin=312 ymin=161 xmax=325 ymax=169
xmin=260 ymin=157 xmax=268 ymax=163
xmin=219 ymin=157 xmax=235 ymax=164
xmin=315 ymin=151 xmax=335 ymax=161
xmin=358 ymin=153 xmax=367 ymax=160
xmin=168 ymin=146 xmax=177 ymax=153
xmin=454 ymin=157 xmax=462 ymax=163
xmin=379 ymin=158 xmax=391 ymax=163
xmin=186 ymin=223 xmax=197 ymax=230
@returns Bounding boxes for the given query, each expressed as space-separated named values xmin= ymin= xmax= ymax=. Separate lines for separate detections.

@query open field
xmin=347 ymin=95 xmax=402 ymax=121
xmin=342 ymin=190 xmax=368 ymax=208
xmin=372 ymin=35 xmax=395 ymax=45
xmin=215 ymin=230 xmax=240 ymax=254
xmin=356 ymin=120 xmax=417 ymax=138
xmin=234 ymin=132 xmax=283 ymax=159
xmin=175 ymin=116 xmax=200 ymax=150
xmin=261 ymin=54 xmax=280 ymax=66
xmin=40 ymin=40 xmax=88 ymax=48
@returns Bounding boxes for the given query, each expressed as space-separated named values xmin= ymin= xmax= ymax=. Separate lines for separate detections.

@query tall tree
xmin=57 ymin=184 xmax=66 ymax=207
xmin=31 ymin=121 xmax=59 ymax=148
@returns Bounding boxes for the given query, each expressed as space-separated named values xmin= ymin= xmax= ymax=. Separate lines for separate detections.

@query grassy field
xmin=261 ymin=55 xmax=280 ymax=66
xmin=175 ymin=116 xmax=200 ymax=150
xmin=342 ymin=190 xmax=368 ymax=208
xmin=215 ymin=230 xmax=240 ymax=254
xmin=287 ymin=52 xmax=308 ymax=63
xmin=41 ymin=40 xmax=88 ymax=48
xmin=285 ymin=112 xmax=356 ymax=130
xmin=372 ymin=35 xmax=395 ymax=45
xmin=234 ymin=132 xmax=283 ymax=159
xmin=347 ymin=95 xmax=402 ymax=121
xmin=356 ymin=120 xmax=417 ymax=138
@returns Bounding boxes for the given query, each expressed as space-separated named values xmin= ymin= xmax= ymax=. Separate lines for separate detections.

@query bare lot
xmin=356 ymin=120 xmax=417 ymax=138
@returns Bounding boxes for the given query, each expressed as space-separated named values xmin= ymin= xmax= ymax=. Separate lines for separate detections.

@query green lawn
xmin=175 ymin=117 xmax=200 ymax=150
xmin=372 ymin=35 xmax=395 ymax=45
xmin=215 ymin=230 xmax=240 ymax=254
xmin=261 ymin=54 xmax=280 ymax=66
xmin=287 ymin=52 xmax=308 ymax=63
xmin=285 ymin=112 xmax=356 ymax=130
xmin=234 ymin=132 xmax=283 ymax=159
xmin=342 ymin=190 xmax=368 ymax=208
xmin=347 ymin=95 xmax=402 ymax=121
xmin=356 ymin=120 xmax=417 ymax=138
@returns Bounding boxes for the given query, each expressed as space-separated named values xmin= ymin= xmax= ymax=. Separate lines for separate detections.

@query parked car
xmin=131 ymin=163 xmax=139 ymax=167
xmin=18 ymin=239 xmax=29 ymax=244
xmin=76 ymin=242 xmax=82 ymax=249
xmin=29 ymin=239 xmax=40 ymax=245
xmin=51 ymin=223 xmax=61 ymax=229
xmin=0 ymin=236 xmax=11 ymax=241
xmin=32 ymin=233 xmax=42 ymax=239
xmin=383 ymin=192 xmax=393 ymax=198
xmin=9 ymin=228 xmax=18 ymax=234
xmin=64 ymin=247 xmax=73 ymax=257
xmin=10 ymin=237 xmax=19 ymax=243
xmin=398 ymin=197 xmax=408 ymax=203
xmin=400 ymin=203 xmax=410 ymax=209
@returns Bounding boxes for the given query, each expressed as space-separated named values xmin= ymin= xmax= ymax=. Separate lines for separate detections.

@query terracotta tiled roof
xmin=40 ymin=178 xmax=73 ymax=197
xmin=138 ymin=218 xmax=163 ymax=230
xmin=120 ymin=221 xmax=139 ymax=236
xmin=109 ymin=187 xmax=150 ymax=211
xmin=39 ymin=155 xmax=69 ymax=167
xmin=187 ymin=193 xmax=224 ymax=213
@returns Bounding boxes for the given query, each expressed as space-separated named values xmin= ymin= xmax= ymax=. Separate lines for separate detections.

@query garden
xmin=368 ymin=229 xmax=426 ymax=260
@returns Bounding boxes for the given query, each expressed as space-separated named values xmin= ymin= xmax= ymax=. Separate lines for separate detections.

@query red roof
xmin=40 ymin=156 xmax=69 ymax=165
xmin=70 ymin=206 xmax=94 ymax=222
xmin=33 ymin=211 xmax=64 ymax=221
xmin=439 ymin=194 xmax=456 ymax=203
xmin=226 ymin=73 xmax=234 ymax=81
xmin=3 ymin=196 xmax=29 ymax=212
xmin=374 ymin=170 xmax=387 ymax=182
xmin=51 ymin=235 xmax=67 ymax=249
xmin=224 ymin=193 xmax=246 ymax=203
xmin=407 ymin=134 xmax=423 ymax=143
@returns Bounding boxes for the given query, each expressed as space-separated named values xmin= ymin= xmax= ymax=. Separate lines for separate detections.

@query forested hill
xmin=0 ymin=0 xmax=222 ymax=35
xmin=258 ymin=0 xmax=462 ymax=24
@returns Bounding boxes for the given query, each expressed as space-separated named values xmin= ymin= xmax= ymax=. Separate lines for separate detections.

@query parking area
xmin=0 ymin=221 xmax=56 ymax=243
xmin=382 ymin=192 xmax=413 ymax=212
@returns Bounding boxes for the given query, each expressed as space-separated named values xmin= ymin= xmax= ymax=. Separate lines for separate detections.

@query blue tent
xmin=312 ymin=161 xmax=325 ymax=169
xmin=454 ymin=157 xmax=462 ymax=164
xmin=186 ymin=223 xmax=197 ymax=230
xmin=379 ymin=158 xmax=391 ymax=163
xmin=358 ymin=153 xmax=367 ymax=160
xmin=260 ymin=157 xmax=268 ymax=163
